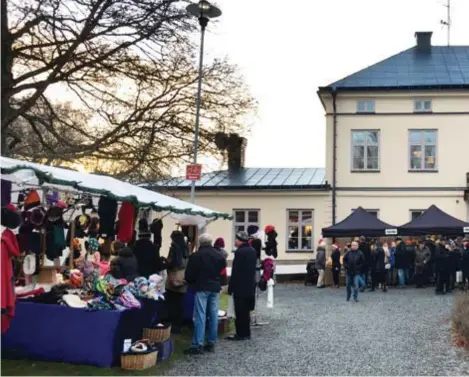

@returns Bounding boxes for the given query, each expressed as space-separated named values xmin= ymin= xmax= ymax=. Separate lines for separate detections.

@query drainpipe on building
xmin=332 ymin=90 xmax=337 ymax=226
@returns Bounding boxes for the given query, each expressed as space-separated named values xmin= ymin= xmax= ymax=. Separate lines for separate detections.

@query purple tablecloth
xmin=1 ymin=300 xmax=163 ymax=367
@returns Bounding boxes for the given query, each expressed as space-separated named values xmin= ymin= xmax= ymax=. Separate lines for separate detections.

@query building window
xmin=357 ymin=99 xmax=375 ymax=113
xmin=408 ymin=130 xmax=437 ymax=171
xmin=410 ymin=210 xmax=425 ymax=220
xmin=233 ymin=209 xmax=259 ymax=240
xmin=286 ymin=209 xmax=313 ymax=252
xmin=352 ymin=208 xmax=379 ymax=218
xmin=414 ymin=99 xmax=432 ymax=113
xmin=351 ymin=130 xmax=380 ymax=171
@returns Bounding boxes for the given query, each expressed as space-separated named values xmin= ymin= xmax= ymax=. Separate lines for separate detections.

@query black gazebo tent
xmin=398 ymin=205 xmax=469 ymax=236
xmin=322 ymin=207 xmax=398 ymax=238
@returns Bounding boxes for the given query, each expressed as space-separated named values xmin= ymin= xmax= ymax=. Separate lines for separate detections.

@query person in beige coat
xmin=315 ymin=241 xmax=326 ymax=288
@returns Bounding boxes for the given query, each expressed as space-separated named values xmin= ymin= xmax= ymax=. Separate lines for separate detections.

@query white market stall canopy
xmin=0 ymin=156 xmax=231 ymax=222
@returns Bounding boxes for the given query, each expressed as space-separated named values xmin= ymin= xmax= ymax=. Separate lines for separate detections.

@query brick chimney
xmin=415 ymin=31 xmax=432 ymax=53
xmin=227 ymin=134 xmax=247 ymax=172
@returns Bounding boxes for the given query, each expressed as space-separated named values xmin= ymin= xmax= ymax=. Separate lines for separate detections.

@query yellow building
xmin=151 ymin=31 xmax=469 ymax=270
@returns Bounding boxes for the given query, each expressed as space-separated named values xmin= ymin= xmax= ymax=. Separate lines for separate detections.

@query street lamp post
xmin=186 ymin=0 xmax=222 ymax=204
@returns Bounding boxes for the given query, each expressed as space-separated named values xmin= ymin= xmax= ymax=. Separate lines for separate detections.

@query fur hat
xmin=24 ymin=190 xmax=41 ymax=210
xmin=1 ymin=204 xmax=22 ymax=229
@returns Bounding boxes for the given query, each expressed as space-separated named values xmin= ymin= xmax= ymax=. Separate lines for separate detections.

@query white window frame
xmin=408 ymin=129 xmax=438 ymax=171
xmin=286 ymin=209 xmax=314 ymax=252
xmin=414 ymin=99 xmax=432 ymax=113
xmin=351 ymin=130 xmax=380 ymax=172
xmin=233 ymin=209 xmax=260 ymax=246
xmin=410 ymin=209 xmax=425 ymax=221
xmin=352 ymin=208 xmax=380 ymax=218
xmin=356 ymin=99 xmax=375 ymax=113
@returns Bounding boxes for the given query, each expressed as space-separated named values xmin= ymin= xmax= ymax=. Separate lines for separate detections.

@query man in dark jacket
xmin=435 ymin=240 xmax=450 ymax=294
xmin=343 ymin=241 xmax=365 ymax=302
xmin=331 ymin=244 xmax=341 ymax=288
xmin=414 ymin=240 xmax=431 ymax=288
xmin=227 ymin=231 xmax=257 ymax=341
xmin=462 ymin=239 xmax=469 ymax=289
xmin=184 ymin=233 xmax=226 ymax=355
xmin=448 ymin=242 xmax=461 ymax=292
xmin=359 ymin=236 xmax=371 ymax=287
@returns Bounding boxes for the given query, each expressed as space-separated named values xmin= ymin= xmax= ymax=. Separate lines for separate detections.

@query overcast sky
xmin=198 ymin=0 xmax=469 ymax=170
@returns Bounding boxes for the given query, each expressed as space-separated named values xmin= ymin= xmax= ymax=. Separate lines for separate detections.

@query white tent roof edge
xmin=0 ymin=156 xmax=231 ymax=221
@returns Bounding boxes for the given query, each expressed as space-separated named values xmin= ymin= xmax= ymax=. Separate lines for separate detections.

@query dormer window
xmin=414 ymin=99 xmax=432 ymax=113
xmin=357 ymin=99 xmax=375 ymax=113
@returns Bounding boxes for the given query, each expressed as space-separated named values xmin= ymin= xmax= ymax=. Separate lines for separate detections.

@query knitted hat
xmin=332 ymin=243 xmax=340 ymax=249
xmin=247 ymin=225 xmax=259 ymax=236
xmin=1 ymin=204 xmax=22 ymax=229
xmin=214 ymin=237 xmax=225 ymax=248
xmin=236 ymin=231 xmax=249 ymax=242
xmin=30 ymin=207 xmax=46 ymax=227
xmin=24 ymin=190 xmax=40 ymax=210
xmin=117 ymin=201 xmax=135 ymax=243
xmin=264 ymin=225 xmax=275 ymax=234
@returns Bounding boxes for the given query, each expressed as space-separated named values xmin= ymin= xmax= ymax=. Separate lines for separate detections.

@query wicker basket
xmin=143 ymin=325 xmax=171 ymax=342
xmin=120 ymin=350 xmax=158 ymax=371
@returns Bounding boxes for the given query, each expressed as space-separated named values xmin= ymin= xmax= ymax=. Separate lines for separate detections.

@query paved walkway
xmin=164 ymin=285 xmax=469 ymax=376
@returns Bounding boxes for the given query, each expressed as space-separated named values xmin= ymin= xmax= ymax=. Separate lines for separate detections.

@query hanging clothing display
xmin=117 ymin=201 xmax=135 ymax=243
xmin=98 ymin=196 xmax=118 ymax=238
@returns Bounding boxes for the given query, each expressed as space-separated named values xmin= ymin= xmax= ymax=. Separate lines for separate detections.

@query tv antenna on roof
xmin=440 ymin=0 xmax=451 ymax=46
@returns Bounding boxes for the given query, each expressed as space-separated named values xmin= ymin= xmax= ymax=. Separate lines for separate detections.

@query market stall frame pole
xmin=187 ymin=0 xmax=222 ymax=204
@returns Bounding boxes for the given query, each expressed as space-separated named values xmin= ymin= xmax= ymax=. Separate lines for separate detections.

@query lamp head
xmin=186 ymin=0 xmax=222 ymax=20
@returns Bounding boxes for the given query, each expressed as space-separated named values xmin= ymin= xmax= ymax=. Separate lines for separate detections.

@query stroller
xmin=304 ymin=259 xmax=318 ymax=286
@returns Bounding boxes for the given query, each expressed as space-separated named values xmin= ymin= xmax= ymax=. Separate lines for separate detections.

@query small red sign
xmin=186 ymin=164 xmax=202 ymax=181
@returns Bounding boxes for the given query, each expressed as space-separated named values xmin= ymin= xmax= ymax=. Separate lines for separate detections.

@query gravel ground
xmin=164 ymin=284 xmax=469 ymax=376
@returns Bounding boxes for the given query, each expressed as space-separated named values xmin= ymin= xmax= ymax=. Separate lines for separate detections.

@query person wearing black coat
xmin=227 ymin=231 xmax=257 ymax=341
xmin=343 ymin=241 xmax=365 ymax=302
xmin=435 ymin=241 xmax=450 ymax=294
xmin=331 ymin=244 xmax=341 ymax=288
xmin=372 ymin=242 xmax=387 ymax=292
xmin=359 ymin=236 xmax=371 ymax=286
xmin=110 ymin=247 xmax=139 ymax=282
xmin=133 ymin=232 xmax=162 ymax=278
xmin=448 ymin=244 xmax=461 ymax=292
xmin=461 ymin=240 xmax=469 ymax=288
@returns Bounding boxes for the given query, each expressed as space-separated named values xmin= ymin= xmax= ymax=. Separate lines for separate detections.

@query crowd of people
xmin=315 ymin=236 xmax=469 ymax=302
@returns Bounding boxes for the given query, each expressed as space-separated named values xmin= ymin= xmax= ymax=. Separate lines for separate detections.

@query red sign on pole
xmin=186 ymin=164 xmax=202 ymax=181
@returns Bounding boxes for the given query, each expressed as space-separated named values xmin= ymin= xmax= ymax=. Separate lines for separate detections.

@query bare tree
xmin=2 ymin=0 xmax=255 ymax=182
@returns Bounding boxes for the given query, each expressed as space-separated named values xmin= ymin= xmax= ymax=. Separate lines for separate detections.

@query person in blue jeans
xmin=184 ymin=233 xmax=226 ymax=355
xmin=343 ymin=241 xmax=365 ymax=302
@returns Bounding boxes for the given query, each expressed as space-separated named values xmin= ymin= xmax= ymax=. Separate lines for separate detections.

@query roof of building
xmin=320 ymin=46 xmax=469 ymax=91
xmin=149 ymin=168 xmax=328 ymax=191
